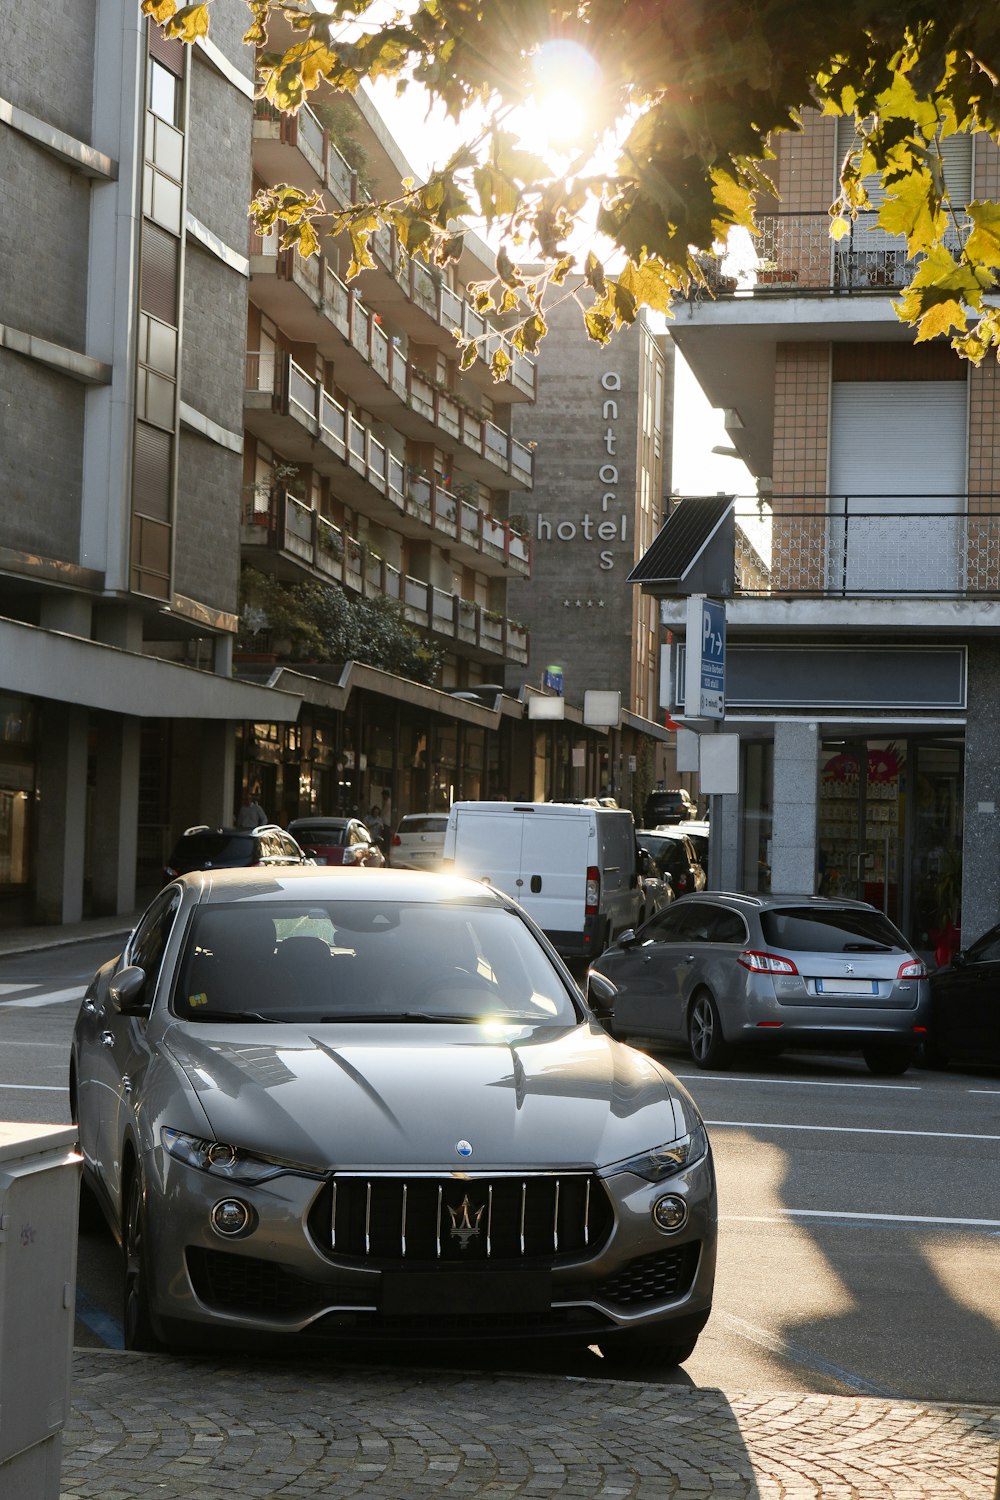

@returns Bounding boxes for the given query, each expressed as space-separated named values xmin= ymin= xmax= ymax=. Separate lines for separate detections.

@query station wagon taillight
xmin=585 ymin=866 xmax=600 ymax=915
xmin=737 ymin=950 xmax=799 ymax=976
xmin=897 ymin=958 xmax=927 ymax=979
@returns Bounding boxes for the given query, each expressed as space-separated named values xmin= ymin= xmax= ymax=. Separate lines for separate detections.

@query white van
xmin=442 ymin=801 xmax=642 ymax=960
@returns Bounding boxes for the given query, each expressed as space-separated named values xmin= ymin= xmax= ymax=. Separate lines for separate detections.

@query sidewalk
xmin=0 ymin=910 xmax=143 ymax=959
xmin=62 ymin=1349 xmax=1000 ymax=1499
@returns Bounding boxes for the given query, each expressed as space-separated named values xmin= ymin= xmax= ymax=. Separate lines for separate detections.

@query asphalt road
xmin=2 ymin=937 xmax=998 ymax=1404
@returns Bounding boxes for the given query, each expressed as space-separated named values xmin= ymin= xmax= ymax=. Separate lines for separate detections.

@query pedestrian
xmin=364 ymin=803 xmax=385 ymax=848
xmin=236 ymin=789 xmax=268 ymax=829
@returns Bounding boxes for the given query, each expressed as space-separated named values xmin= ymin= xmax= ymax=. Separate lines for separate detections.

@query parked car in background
xmin=588 ymin=892 xmax=929 ymax=1075
xmin=682 ymin=820 xmax=710 ymax=870
xmin=925 ymin=923 xmax=1000 ymax=1067
xmin=635 ymin=828 xmax=706 ymax=898
xmin=637 ymin=849 xmax=674 ymax=924
xmin=643 ymin=789 xmax=696 ymax=827
xmin=163 ymin=825 xmax=308 ymax=884
xmin=388 ymin=812 xmax=449 ymax=870
xmin=71 ymin=867 xmax=717 ymax=1364
xmin=287 ymin=817 xmax=385 ymax=868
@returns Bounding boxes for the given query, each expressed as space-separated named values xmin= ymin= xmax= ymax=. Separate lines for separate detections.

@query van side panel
xmin=518 ymin=812 xmax=591 ymax=943
xmin=449 ymin=808 xmax=524 ymax=897
xmin=597 ymin=810 xmax=643 ymax=941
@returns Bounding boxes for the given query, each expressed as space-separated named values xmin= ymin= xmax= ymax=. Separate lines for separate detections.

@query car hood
xmin=159 ymin=1021 xmax=685 ymax=1171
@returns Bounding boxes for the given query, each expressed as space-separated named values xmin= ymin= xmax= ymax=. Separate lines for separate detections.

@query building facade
xmin=660 ymin=110 xmax=1000 ymax=955
xmin=504 ymin=299 xmax=676 ymax=810
xmin=0 ymin=1 xmax=300 ymax=925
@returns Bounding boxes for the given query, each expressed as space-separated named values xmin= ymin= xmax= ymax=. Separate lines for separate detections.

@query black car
xmin=162 ymin=824 xmax=309 ymax=883
xmin=636 ymin=829 xmax=707 ymax=897
xmin=926 ymin=923 xmax=1000 ymax=1067
xmin=643 ymin=789 xmax=696 ymax=826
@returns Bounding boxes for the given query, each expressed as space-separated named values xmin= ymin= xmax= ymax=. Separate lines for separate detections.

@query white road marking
xmin=676 ymin=1072 xmax=919 ymax=1090
xmin=723 ymin=1210 xmax=1000 ymax=1229
xmin=968 ymin=1089 xmax=1000 ymax=1096
xmin=1 ymin=986 xmax=85 ymax=1009
xmin=706 ymin=1119 xmax=1000 ymax=1141
xmin=0 ymin=1083 xmax=67 ymax=1092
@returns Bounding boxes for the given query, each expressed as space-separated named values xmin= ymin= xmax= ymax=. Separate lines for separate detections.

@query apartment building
xmin=0 ymin=1 xmax=300 ymax=926
xmin=652 ymin=111 xmax=1000 ymax=954
xmin=236 ymin=69 xmax=545 ymax=824
xmin=504 ymin=297 xmax=677 ymax=807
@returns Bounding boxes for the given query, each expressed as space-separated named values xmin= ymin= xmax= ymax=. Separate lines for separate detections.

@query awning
xmin=0 ymin=616 xmax=302 ymax=721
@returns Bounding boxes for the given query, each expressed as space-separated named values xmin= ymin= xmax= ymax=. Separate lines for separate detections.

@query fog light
xmin=211 ymin=1198 xmax=252 ymax=1237
xmin=652 ymin=1194 xmax=687 ymax=1233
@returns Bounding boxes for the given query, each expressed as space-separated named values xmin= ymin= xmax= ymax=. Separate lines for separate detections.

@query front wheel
xmin=862 ymin=1043 xmax=915 ymax=1077
xmin=123 ymin=1171 xmax=161 ymax=1352
xmin=688 ymin=991 xmax=731 ymax=1069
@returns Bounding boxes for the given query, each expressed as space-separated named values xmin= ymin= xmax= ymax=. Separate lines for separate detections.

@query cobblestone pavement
xmin=61 ymin=1350 xmax=999 ymax=1500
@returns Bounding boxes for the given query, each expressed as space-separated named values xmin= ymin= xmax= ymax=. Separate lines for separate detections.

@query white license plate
xmin=816 ymin=978 xmax=877 ymax=995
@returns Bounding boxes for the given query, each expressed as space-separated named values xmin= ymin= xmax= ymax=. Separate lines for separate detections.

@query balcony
xmin=694 ymin=211 xmax=971 ymax=298
xmin=251 ymin=103 xmax=536 ymax=403
xmin=241 ymin=493 xmax=529 ymax=665
xmin=249 ymin=247 xmax=533 ymax=487
xmin=244 ymin=353 xmax=531 ymax=576
xmin=734 ymin=500 xmax=1000 ymax=599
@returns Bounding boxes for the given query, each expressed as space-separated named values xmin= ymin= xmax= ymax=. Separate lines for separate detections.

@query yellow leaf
xmin=141 ymin=0 xmax=178 ymax=21
xmin=829 ymin=216 xmax=850 ymax=242
xmin=489 ymin=347 xmax=512 ymax=383
xmin=163 ymin=3 xmax=211 ymax=42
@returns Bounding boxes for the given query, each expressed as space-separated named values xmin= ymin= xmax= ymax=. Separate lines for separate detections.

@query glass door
xmin=818 ymin=739 xmax=904 ymax=924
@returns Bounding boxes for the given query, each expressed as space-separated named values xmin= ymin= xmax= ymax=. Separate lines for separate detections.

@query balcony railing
xmin=243 ymin=354 xmax=532 ymax=571
xmin=732 ymin=499 xmax=1000 ymax=597
xmin=242 ymin=493 xmax=529 ymax=662
xmin=695 ymin=211 xmax=971 ymax=297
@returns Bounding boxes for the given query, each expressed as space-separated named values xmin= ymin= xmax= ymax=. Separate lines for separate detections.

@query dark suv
xmin=643 ymin=789 xmax=696 ymax=826
xmin=163 ymin=825 xmax=309 ymax=883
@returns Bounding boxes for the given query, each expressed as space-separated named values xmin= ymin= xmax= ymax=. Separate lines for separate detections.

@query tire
xmin=862 ymin=1043 xmax=915 ymax=1077
xmin=688 ymin=990 xmax=731 ymax=1069
xmin=123 ymin=1170 xmax=162 ymax=1352
xmin=920 ymin=1034 xmax=952 ymax=1070
xmin=600 ymin=1329 xmax=701 ymax=1369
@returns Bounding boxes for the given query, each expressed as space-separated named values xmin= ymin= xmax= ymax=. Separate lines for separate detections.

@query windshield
xmin=290 ymin=824 xmax=348 ymax=845
xmin=172 ymin=900 xmax=581 ymax=1026
xmin=759 ymin=907 xmax=909 ymax=953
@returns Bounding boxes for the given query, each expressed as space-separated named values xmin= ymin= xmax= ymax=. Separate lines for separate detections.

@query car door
xmin=606 ymin=902 xmax=713 ymax=1041
xmin=92 ymin=888 xmax=182 ymax=1205
xmin=937 ymin=926 xmax=1000 ymax=1062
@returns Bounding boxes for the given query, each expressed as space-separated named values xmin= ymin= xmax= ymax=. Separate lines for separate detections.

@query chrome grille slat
xmin=322 ymin=1171 xmax=611 ymax=1264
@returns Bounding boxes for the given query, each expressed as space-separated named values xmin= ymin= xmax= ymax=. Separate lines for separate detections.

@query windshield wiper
xmin=184 ymin=1008 xmax=283 ymax=1023
xmin=318 ymin=1011 xmax=482 ymax=1024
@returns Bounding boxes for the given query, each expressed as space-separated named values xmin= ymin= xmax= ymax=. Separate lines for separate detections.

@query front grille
xmin=307 ymin=1173 xmax=614 ymax=1265
xmin=595 ymin=1244 xmax=700 ymax=1305
xmin=187 ymin=1248 xmax=370 ymax=1318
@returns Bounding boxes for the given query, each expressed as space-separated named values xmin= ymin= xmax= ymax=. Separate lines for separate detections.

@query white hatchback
xmin=388 ymin=813 xmax=449 ymax=870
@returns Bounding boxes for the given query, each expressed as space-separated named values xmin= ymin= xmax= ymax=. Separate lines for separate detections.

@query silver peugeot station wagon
xmin=588 ymin=893 xmax=929 ymax=1075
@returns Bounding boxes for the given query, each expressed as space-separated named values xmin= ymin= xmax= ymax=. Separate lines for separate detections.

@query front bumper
xmin=144 ymin=1149 xmax=717 ymax=1347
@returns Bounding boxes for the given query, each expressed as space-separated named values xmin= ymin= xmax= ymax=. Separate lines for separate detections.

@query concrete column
xmin=35 ymin=704 xmax=89 ymax=924
xmin=39 ymin=594 xmax=92 ymax=638
xmin=92 ymin=603 xmax=143 ymax=653
xmin=199 ymin=721 xmax=236 ymax=828
xmin=90 ymin=714 xmax=140 ymax=915
xmin=213 ymin=633 xmax=234 ymax=677
xmin=959 ymin=643 xmax=1000 ymax=946
xmin=710 ymin=792 xmax=741 ymax=891
xmin=770 ymin=720 xmax=820 ymax=894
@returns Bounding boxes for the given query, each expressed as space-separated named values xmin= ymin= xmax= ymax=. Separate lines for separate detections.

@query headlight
xmin=602 ymin=1122 xmax=709 ymax=1183
xmin=160 ymin=1127 xmax=323 ymax=1184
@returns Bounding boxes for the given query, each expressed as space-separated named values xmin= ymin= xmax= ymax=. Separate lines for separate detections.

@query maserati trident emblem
xmin=456 ymin=1139 xmax=473 ymax=1158
xmin=447 ymin=1194 xmax=485 ymax=1249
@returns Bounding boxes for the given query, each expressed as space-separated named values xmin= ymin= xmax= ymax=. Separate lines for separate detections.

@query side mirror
xmin=637 ymin=849 xmax=651 ymax=876
xmin=109 ymin=964 xmax=148 ymax=1013
xmin=617 ymin=928 xmax=638 ymax=948
xmin=587 ymin=971 xmax=618 ymax=1015
xmin=951 ymin=949 xmax=967 ymax=968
